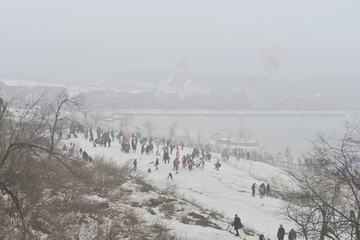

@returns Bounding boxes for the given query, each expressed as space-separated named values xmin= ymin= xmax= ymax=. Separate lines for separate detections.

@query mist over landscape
xmin=1 ymin=0 xmax=360 ymax=157
xmin=1 ymin=0 xmax=359 ymax=97
xmin=1 ymin=1 xmax=360 ymax=239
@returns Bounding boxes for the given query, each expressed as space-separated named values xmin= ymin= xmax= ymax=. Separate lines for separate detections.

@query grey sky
xmin=0 ymin=0 xmax=359 ymax=82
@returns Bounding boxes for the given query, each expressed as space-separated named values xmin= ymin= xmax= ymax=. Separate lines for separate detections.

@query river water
xmin=124 ymin=114 xmax=352 ymax=158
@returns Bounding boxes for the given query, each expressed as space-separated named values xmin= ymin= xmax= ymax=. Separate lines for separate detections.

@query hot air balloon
xmin=260 ymin=41 xmax=287 ymax=75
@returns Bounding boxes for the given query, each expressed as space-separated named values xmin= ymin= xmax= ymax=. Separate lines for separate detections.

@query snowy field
xmin=64 ymin=135 xmax=297 ymax=240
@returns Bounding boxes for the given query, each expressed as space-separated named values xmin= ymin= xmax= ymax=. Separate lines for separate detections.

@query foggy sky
xmin=0 ymin=0 xmax=359 ymax=83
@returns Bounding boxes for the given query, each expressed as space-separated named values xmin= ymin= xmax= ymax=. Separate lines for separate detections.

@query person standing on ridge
xmin=155 ymin=158 xmax=159 ymax=170
xmin=266 ymin=183 xmax=271 ymax=196
xmin=277 ymin=225 xmax=285 ymax=240
xmin=252 ymin=183 xmax=256 ymax=197
xmin=233 ymin=214 xmax=242 ymax=237
xmin=288 ymin=229 xmax=296 ymax=240
xmin=133 ymin=159 xmax=137 ymax=171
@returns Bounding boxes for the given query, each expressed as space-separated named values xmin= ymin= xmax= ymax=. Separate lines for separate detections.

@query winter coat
xmin=277 ymin=226 xmax=285 ymax=238
xmin=82 ymin=151 xmax=88 ymax=160
xmin=259 ymin=183 xmax=266 ymax=195
xmin=233 ymin=216 xmax=242 ymax=230
xmin=266 ymin=184 xmax=271 ymax=195
xmin=288 ymin=229 xmax=296 ymax=240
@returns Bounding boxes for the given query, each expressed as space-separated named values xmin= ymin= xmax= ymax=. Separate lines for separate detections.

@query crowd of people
xmin=64 ymin=123 xmax=216 ymax=177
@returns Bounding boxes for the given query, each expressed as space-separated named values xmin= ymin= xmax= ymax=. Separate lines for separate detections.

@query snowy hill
xmin=64 ymin=135 xmax=295 ymax=240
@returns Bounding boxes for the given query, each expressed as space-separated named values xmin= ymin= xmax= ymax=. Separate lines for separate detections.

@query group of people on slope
xmin=252 ymin=182 xmax=271 ymax=197
xmin=233 ymin=216 xmax=297 ymax=240
xmin=257 ymin=224 xmax=297 ymax=240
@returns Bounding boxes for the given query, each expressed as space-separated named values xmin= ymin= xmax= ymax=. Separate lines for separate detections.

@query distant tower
xmin=177 ymin=57 xmax=190 ymax=73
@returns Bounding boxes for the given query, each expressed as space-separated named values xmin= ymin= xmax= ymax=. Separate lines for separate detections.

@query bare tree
xmin=168 ymin=122 xmax=177 ymax=142
xmin=280 ymin=121 xmax=360 ymax=240
xmin=185 ymin=129 xmax=190 ymax=146
xmin=144 ymin=120 xmax=153 ymax=138
xmin=197 ymin=131 xmax=202 ymax=147
xmin=0 ymin=92 xmax=84 ymax=238
xmin=42 ymin=92 xmax=82 ymax=152
xmin=120 ymin=114 xmax=133 ymax=134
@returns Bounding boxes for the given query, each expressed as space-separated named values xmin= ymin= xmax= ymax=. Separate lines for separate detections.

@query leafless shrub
xmin=188 ymin=212 xmax=221 ymax=229
xmin=280 ymin=121 xmax=360 ymax=240
xmin=148 ymin=223 xmax=179 ymax=240
xmin=159 ymin=202 xmax=176 ymax=219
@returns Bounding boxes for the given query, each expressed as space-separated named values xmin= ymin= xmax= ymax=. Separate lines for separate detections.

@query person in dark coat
xmin=141 ymin=144 xmax=145 ymax=154
xmin=252 ymin=183 xmax=256 ymax=197
xmin=107 ymin=135 xmax=111 ymax=147
xmin=206 ymin=151 xmax=211 ymax=162
xmin=133 ymin=159 xmax=137 ymax=171
xmin=154 ymin=158 xmax=159 ymax=170
xmin=266 ymin=183 xmax=271 ymax=196
xmin=288 ymin=229 xmax=296 ymax=240
xmin=82 ymin=151 xmax=88 ymax=161
xmin=90 ymin=130 xmax=94 ymax=142
xmin=277 ymin=225 xmax=285 ymax=240
xmin=167 ymin=172 xmax=173 ymax=180
xmin=164 ymin=151 xmax=170 ymax=163
xmin=214 ymin=160 xmax=221 ymax=171
xmin=233 ymin=214 xmax=242 ymax=236
xmin=259 ymin=183 xmax=266 ymax=197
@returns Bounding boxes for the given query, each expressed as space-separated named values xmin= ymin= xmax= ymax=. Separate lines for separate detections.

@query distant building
xmin=160 ymin=57 xmax=210 ymax=99
xmin=183 ymin=94 xmax=222 ymax=109
xmin=26 ymin=86 xmax=67 ymax=104
xmin=245 ymin=80 xmax=269 ymax=109
xmin=0 ymin=81 xmax=31 ymax=107
xmin=221 ymin=92 xmax=248 ymax=109
xmin=107 ymin=91 xmax=156 ymax=109
xmin=282 ymin=93 xmax=324 ymax=110
xmin=78 ymin=90 xmax=112 ymax=109
xmin=154 ymin=92 xmax=182 ymax=109
xmin=0 ymin=81 xmax=68 ymax=108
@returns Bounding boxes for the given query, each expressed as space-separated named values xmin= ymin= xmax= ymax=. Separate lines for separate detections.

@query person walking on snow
xmin=259 ymin=183 xmax=266 ymax=197
xmin=277 ymin=225 xmax=285 ymax=240
xmin=154 ymin=158 xmax=159 ymax=170
xmin=214 ymin=159 xmax=221 ymax=171
xmin=167 ymin=172 xmax=173 ymax=180
xmin=252 ymin=183 xmax=256 ymax=197
xmin=233 ymin=214 xmax=242 ymax=237
xmin=182 ymin=155 xmax=186 ymax=168
xmin=288 ymin=229 xmax=296 ymax=240
xmin=173 ymin=158 xmax=178 ymax=171
xmin=266 ymin=183 xmax=271 ymax=196
xmin=133 ymin=159 xmax=137 ymax=171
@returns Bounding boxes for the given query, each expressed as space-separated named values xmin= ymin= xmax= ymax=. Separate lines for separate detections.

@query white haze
xmin=0 ymin=0 xmax=359 ymax=84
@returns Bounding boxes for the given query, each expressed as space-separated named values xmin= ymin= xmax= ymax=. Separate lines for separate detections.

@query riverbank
xmin=102 ymin=109 xmax=349 ymax=118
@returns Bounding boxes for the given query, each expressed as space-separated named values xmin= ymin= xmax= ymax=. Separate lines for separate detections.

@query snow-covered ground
xmin=64 ymin=136 xmax=297 ymax=240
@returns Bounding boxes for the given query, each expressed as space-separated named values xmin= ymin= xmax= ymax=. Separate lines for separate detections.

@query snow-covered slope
xmin=65 ymin=136 xmax=294 ymax=240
